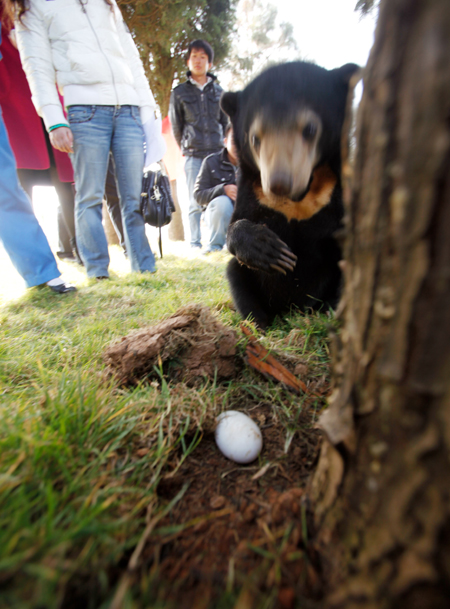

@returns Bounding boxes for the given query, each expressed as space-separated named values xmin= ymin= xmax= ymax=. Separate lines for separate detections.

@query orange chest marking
xmin=254 ymin=165 xmax=337 ymax=222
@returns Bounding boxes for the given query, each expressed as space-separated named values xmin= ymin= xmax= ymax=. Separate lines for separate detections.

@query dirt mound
xmin=104 ymin=304 xmax=237 ymax=385
xmin=138 ymin=403 xmax=323 ymax=608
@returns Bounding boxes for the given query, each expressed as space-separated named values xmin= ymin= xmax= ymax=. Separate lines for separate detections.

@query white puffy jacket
xmin=15 ymin=0 xmax=157 ymax=130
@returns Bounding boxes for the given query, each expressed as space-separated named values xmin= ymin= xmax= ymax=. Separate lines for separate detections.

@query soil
xmin=140 ymin=401 xmax=324 ymax=609
xmin=102 ymin=305 xmax=329 ymax=608
xmin=103 ymin=304 xmax=238 ymax=386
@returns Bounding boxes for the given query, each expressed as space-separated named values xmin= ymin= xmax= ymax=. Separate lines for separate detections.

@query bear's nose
xmin=269 ymin=172 xmax=293 ymax=197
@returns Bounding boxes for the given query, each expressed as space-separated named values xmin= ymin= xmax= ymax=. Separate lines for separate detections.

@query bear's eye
xmin=251 ymin=134 xmax=261 ymax=151
xmin=302 ymin=123 xmax=317 ymax=141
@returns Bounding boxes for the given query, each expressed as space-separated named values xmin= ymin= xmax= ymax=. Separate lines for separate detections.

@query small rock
xmin=294 ymin=363 xmax=309 ymax=377
xmin=210 ymin=495 xmax=226 ymax=510
xmin=278 ymin=587 xmax=295 ymax=609
xmin=136 ymin=448 xmax=150 ymax=457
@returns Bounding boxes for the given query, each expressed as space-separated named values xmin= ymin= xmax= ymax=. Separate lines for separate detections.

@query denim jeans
xmin=0 ymin=108 xmax=60 ymax=287
xmin=184 ymin=155 xmax=204 ymax=248
xmin=204 ymin=195 xmax=234 ymax=252
xmin=68 ymin=105 xmax=155 ymax=277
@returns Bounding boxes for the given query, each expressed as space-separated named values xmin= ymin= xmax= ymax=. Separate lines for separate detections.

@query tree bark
xmin=103 ymin=201 xmax=120 ymax=246
xmin=168 ymin=179 xmax=185 ymax=242
xmin=310 ymin=0 xmax=450 ymax=607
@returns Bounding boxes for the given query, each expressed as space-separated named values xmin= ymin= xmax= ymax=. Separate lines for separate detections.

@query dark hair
xmin=224 ymin=122 xmax=232 ymax=137
xmin=4 ymin=0 xmax=113 ymax=23
xmin=186 ymin=39 xmax=214 ymax=64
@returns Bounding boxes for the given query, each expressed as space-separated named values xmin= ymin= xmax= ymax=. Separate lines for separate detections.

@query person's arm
xmin=112 ymin=1 xmax=157 ymax=124
xmin=15 ymin=4 xmax=68 ymax=131
xmin=112 ymin=3 xmax=165 ymax=161
xmin=194 ymin=157 xmax=227 ymax=208
xmin=169 ymin=90 xmax=184 ymax=149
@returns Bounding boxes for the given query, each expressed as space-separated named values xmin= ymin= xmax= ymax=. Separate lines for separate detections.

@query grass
xmin=0 ymin=246 xmax=335 ymax=608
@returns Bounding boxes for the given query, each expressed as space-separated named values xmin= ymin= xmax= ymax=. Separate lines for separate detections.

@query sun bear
xmin=221 ymin=61 xmax=359 ymax=329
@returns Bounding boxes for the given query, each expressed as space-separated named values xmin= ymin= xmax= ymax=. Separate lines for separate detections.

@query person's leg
xmin=57 ymin=206 xmax=73 ymax=257
xmin=51 ymin=168 xmax=76 ymax=241
xmin=17 ymin=168 xmax=50 ymax=200
xmin=204 ymin=195 xmax=234 ymax=252
xmin=111 ymin=106 xmax=155 ymax=273
xmin=104 ymin=154 xmax=126 ymax=251
xmin=0 ymin=111 xmax=61 ymax=287
xmin=68 ymin=105 xmax=112 ymax=278
xmin=184 ymin=155 xmax=204 ymax=248
xmin=53 ymin=177 xmax=82 ymax=264
xmin=51 ymin=171 xmax=81 ymax=261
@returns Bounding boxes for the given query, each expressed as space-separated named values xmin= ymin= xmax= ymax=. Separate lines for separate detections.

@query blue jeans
xmin=0 ymin=108 xmax=60 ymax=287
xmin=184 ymin=155 xmax=204 ymax=248
xmin=68 ymin=105 xmax=155 ymax=277
xmin=204 ymin=195 xmax=234 ymax=252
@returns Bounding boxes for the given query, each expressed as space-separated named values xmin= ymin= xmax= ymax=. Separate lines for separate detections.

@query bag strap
xmin=156 ymin=160 xmax=169 ymax=258
xmin=158 ymin=226 xmax=163 ymax=258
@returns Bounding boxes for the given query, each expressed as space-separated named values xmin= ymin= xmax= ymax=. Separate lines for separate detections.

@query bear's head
xmin=221 ymin=61 xmax=359 ymax=205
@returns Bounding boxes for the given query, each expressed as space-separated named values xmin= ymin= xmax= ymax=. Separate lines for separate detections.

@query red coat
xmin=0 ymin=21 xmax=73 ymax=182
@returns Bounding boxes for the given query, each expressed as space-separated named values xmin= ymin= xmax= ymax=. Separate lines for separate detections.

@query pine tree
xmin=117 ymin=0 xmax=238 ymax=116
xmin=222 ymin=0 xmax=299 ymax=90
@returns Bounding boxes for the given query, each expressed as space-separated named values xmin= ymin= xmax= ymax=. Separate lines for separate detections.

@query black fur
xmin=221 ymin=61 xmax=359 ymax=329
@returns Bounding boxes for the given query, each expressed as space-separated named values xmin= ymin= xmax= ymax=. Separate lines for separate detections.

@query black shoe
xmin=48 ymin=281 xmax=77 ymax=294
xmin=57 ymin=251 xmax=77 ymax=262
xmin=96 ymin=276 xmax=109 ymax=281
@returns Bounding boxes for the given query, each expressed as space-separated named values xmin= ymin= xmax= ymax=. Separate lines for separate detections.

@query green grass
xmin=0 ymin=250 xmax=335 ymax=608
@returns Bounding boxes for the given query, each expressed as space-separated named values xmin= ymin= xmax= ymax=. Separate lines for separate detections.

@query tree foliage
xmin=117 ymin=0 xmax=238 ymax=116
xmin=355 ymin=0 xmax=379 ymax=15
xmin=221 ymin=0 xmax=299 ymax=91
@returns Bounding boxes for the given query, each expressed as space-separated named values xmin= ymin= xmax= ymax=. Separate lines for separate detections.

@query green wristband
xmin=48 ymin=123 xmax=69 ymax=132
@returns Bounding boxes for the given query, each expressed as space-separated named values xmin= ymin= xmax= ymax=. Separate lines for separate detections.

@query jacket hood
xmin=186 ymin=71 xmax=217 ymax=82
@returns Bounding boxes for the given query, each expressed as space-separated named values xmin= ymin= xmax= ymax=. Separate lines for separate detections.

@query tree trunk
xmin=102 ymin=201 xmax=120 ymax=246
xmin=168 ymin=179 xmax=185 ymax=242
xmin=310 ymin=1 xmax=450 ymax=607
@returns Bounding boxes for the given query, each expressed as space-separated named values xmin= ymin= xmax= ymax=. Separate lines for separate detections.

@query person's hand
xmin=8 ymin=30 xmax=18 ymax=49
xmin=224 ymin=184 xmax=237 ymax=201
xmin=49 ymin=127 xmax=73 ymax=153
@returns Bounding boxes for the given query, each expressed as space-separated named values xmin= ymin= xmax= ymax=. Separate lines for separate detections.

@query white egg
xmin=215 ymin=410 xmax=263 ymax=464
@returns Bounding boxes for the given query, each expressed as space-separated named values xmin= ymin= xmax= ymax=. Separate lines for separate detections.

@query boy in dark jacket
xmin=169 ymin=39 xmax=229 ymax=249
xmin=193 ymin=124 xmax=238 ymax=253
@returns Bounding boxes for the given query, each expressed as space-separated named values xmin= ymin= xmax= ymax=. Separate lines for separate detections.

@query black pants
xmin=103 ymin=153 xmax=125 ymax=250
xmin=17 ymin=165 xmax=76 ymax=254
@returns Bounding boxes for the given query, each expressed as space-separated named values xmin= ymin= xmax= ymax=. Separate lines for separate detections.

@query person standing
xmin=0 ymin=16 xmax=80 ymax=263
xmin=0 ymin=107 xmax=76 ymax=293
xmin=169 ymin=39 xmax=229 ymax=249
xmin=193 ymin=124 xmax=238 ymax=253
xmin=0 ymin=18 xmax=76 ymax=293
xmin=10 ymin=0 xmax=163 ymax=280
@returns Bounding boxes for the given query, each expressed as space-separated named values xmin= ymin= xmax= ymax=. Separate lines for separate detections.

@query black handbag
xmin=140 ymin=163 xmax=175 ymax=257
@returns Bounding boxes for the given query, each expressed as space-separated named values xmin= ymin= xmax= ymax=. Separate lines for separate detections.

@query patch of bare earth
xmin=103 ymin=305 xmax=330 ymax=608
xmin=135 ymin=399 xmax=324 ymax=609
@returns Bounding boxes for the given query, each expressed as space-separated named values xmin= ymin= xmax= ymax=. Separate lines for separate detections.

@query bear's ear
xmin=221 ymin=91 xmax=240 ymax=119
xmin=331 ymin=63 xmax=361 ymax=86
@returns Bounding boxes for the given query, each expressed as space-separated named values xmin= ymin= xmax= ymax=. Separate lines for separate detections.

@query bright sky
xmin=218 ymin=0 xmax=378 ymax=91
xmin=235 ymin=0 xmax=378 ymax=72
xmin=274 ymin=0 xmax=377 ymax=69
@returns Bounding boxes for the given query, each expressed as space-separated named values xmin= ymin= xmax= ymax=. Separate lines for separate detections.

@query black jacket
xmin=193 ymin=148 xmax=238 ymax=209
xmin=169 ymin=72 xmax=229 ymax=158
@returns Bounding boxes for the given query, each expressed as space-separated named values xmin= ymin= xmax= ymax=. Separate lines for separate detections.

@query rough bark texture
xmin=310 ymin=1 xmax=450 ymax=607
xmin=168 ymin=179 xmax=185 ymax=242
xmin=103 ymin=202 xmax=120 ymax=246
